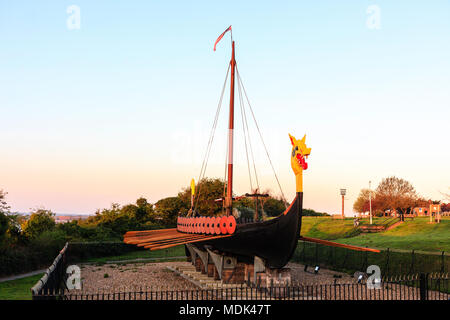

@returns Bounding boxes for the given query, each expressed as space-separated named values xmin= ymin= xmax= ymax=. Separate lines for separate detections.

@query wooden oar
xmin=124 ymin=229 xmax=177 ymax=239
xmin=124 ymin=228 xmax=177 ymax=238
xmin=125 ymin=231 xmax=182 ymax=244
xmin=124 ymin=229 xmax=180 ymax=243
xmin=148 ymin=234 xmax=232 ymax=250
xmin=299 ymin=236 xmax=380 ymax=253
xmin=135 ymin=234 xmax=209 ymax=247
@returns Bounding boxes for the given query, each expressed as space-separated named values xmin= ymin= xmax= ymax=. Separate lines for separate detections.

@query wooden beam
xmin=148 ymin=234 xmax=232 ymax=251
xmin=299 ymin=236 xmax=380 ymax=253
xmin=135 ymin=234 xmax=210 ymax=247
xmin=124 ymin=228 xmax=177 ymax=237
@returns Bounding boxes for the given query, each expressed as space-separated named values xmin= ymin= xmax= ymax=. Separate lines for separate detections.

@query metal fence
xmin=30 ymin=242 xmax=450 ymax=300
xmin=292 ymin=240 xmax=449 ymax=277
xmin=31 ymin=272 xmax=449 ymax=300
xmin=30 ymin=242 xmax=69 ymax=298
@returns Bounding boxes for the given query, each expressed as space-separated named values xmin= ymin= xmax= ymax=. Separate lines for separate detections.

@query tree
xmin=353 ymin=188 xmax=380 ymax=215
xmin=178 ymin=178 xmax=225 ymax=216
xmin=21 ymin=208 xmax=56 ymax=240
xmin=0 ymin=190 xmax=10 ymax=244
xmin=263 ymin=197 xmax=286 ymax=217
xmin=375 ymin=176 xmax=418 ymax=220
xmin=0 ymin=189 xmax=10 ymax=214
xmin=5 ymin=213 xmax=27 ymax=245
xmin=121 ymin=197 xmax=155 ymax=222
xmin=93 ymin=203 xmax=136 ymax=238
xmin=441 ymin=203 xmax=450 ymax=212
xmin=302 ymin=208 xmax=330 ymax=216
xmin=0 ymin=212 xmax=8 ymax=244
xmin=154 ymin=197 xmax=185 ymax=226
xmin=135 ymin=197 xmax=154 ymax=221
xmin=353 ymin=189 xmax=370 ymax=214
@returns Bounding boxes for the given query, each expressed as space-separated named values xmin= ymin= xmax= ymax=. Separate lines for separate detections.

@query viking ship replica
xmin=124 ymin=27 xmax=379 ymax=280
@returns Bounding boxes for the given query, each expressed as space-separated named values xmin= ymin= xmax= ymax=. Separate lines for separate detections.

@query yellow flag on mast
xmin=190 ymin=178 xmax=195 ymax=196
xmin=190 ymin=179 xmax=195 ymax=212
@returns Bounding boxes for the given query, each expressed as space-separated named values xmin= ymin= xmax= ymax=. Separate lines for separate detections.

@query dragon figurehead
xmin=289 ymin=133 xmax=311 ymax=193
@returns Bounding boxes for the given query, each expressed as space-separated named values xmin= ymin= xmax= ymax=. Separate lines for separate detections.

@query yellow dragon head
xmin=289 ymin=133 xmax=311 ymax=176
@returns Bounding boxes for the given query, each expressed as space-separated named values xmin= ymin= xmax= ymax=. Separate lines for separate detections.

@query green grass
xmin=0 ymin=273 xmax=44 ymax=300
xmin=300 ymin=216 xmax=450 ymax=252
xmin=81 ymin=245 xmax=186 ymax=264
xmin=301 ymin=217 xmax=360 ymax=240
xmin=0 ymin=246 xmax=186 ymax=300
xmin=330 ymin=217 xmax=450 ymax=252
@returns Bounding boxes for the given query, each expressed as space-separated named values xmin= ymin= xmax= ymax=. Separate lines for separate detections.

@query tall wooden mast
xmin=226 ymin=41 xmax=236 ymax=216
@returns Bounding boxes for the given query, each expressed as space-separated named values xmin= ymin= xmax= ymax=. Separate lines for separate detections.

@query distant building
xmin=54 ymin=215 xmax=88 ymax=224
xmin=413 ymin=207 xmax=427 ymax=216
xmin=412 ymin=203 xmax=441 ymax=216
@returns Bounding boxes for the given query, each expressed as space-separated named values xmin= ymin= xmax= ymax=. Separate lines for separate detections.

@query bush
xmin=22 ymin=209 xmax=55 ymax=240
xmin=0 ymin=243 xmax=62 ymax=277
xmin=66 ymin=242 xmax=138 ymax=263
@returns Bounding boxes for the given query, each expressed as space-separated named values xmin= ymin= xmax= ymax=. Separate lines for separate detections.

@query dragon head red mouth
xmin=296 ymin=153 xmax=308 ymax=170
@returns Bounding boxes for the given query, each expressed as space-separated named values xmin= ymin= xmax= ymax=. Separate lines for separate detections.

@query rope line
xmin=238 ymin=73 xmax=260 ymax=192
xmin=236 ymin=67 xmax=288 ymax=208
xmin=193 ymin=63 xmax=230 ymax=214
xmin=237 ymin=67 xmax=254 ymax=192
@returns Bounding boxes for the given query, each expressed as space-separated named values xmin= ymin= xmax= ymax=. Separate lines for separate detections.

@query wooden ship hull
xmin=193 ymin=193 xmax=302 ymax=268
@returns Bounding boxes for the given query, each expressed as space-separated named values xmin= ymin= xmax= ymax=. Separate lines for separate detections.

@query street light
xmin=340 ymin=189 xmax=346 ymax=218
xmin=369 ymin=181 xmax=373 ymax=225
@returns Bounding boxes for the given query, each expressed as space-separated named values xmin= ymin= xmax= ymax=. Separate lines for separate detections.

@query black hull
xmin=193 ymin=192 xmax=303 ymax=269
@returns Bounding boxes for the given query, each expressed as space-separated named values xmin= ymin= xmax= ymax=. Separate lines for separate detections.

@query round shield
xmin=226 ymin=215 xmax=236 ymax=234
xmin=214 ymin=216 xmax=221 ymax=235
xmin=195 ymin=216 xmax=199 ymax=233
xmin=194 ymin=217 xmax=199 ymax=233
xmin=206 ymin=217 xmax=211 ymax=234
xmin=219 ymin=216 xmax=228 ymax=234
xmin=209 ymin=217 xmax=215 ymax=234
xmin=200 ymin=216 xmax=205 ymax=233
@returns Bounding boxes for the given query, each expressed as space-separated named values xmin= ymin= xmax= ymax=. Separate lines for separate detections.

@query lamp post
xmin=369 ymin=181 xmax=373 ymax=225
xmin=340 ymin=189 xmax=346 ymax=218
xmin=429 ymin=200 xmax=433 ymax=224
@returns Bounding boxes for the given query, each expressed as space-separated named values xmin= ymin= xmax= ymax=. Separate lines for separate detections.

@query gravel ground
xmin=286 ymin=262 xmax=354 ymax=285
xmin=65 ymin=261 xmax=447 ymax=300
xmin=77 ymin=261 xmax=197 ymax=292
xmin=73 ymin=261 xmax=355 ymax=293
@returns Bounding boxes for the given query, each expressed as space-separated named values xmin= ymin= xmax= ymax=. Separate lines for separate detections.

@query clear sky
xmin=1 ymin=1 xmax=449 ymax=216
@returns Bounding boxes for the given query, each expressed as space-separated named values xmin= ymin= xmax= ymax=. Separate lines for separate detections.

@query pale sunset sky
xmin=1 ymin=1 xmax=449 ymax=216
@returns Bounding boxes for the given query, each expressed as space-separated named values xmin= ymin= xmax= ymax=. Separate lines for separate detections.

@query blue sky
xmin=1 ymin=1 xmax=449 ymax=215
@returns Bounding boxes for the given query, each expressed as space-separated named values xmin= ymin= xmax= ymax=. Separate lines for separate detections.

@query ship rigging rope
xmin=193 ymin=63 xmax=231 ymax=214
xmin=193 ymin=63 xmax=288 ymax=214
xmin=237 ymin=72 xmax=267 ymax=215
xmin=236 ymin=67 xmax=288 ymax=208
xmin=237 ymin=68 xmax=254 ymax=192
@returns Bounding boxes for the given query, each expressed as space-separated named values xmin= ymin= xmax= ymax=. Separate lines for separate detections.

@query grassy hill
xmin=300 ymin=217 xmax=360 ymax=240
xmin=301 ymin=216 xmax=450 ymax=252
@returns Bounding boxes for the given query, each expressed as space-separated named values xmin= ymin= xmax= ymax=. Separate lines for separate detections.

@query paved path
xmin=0 ymin=269 xmax=46 ymax=283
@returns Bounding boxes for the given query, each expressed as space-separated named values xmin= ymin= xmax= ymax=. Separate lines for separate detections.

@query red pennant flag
xmin=213 ymin=26 xmax=232 ymax=51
